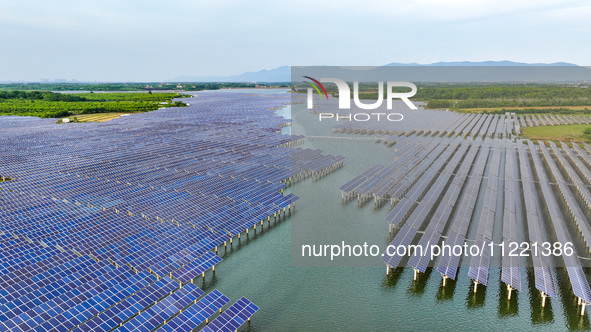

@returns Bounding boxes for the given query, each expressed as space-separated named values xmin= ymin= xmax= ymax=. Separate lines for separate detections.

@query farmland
xmin=521 ymin=124 xmax=591 ymax=142
xmin=0 ymin=91 xmax=189 ymax=118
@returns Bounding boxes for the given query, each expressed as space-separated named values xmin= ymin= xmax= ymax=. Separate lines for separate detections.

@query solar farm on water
xmin=2 ymin=89 xmax=591 ymax=330
xmin=328 ymin=96 xmax=591 ymax=313
xmin=0 ymin=90 xmax=342 ymax=331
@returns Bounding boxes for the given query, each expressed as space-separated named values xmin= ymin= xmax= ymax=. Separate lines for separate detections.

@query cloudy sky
xmin=1 ymin=0 xmax=589 ymax=81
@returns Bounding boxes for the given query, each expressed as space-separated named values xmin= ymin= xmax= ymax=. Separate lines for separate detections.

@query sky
xmin=1 ymin=0 xmax=590 ymax=82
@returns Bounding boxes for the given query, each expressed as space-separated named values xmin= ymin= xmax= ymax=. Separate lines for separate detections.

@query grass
xmin=70 ymin=92 xmax=189 ymax=102
xmin=459 ymin=106 xmax=591 ymax=113
xmin=521 ymin=124 xmax=591 ymax=142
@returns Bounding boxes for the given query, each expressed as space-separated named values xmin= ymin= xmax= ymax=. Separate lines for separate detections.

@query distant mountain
xmin=385 ymin=61 xmax=577 ymax=66
xmin=174 ymin=66 xmax=290 ymax=82
xmin=173 ymin=62 xmax=580 ymax=82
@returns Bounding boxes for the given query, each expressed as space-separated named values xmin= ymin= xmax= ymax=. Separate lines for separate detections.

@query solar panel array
xmin=200 ymin=297 xmax=259 ymax=332
xmin=517 ymin=143 xmax=557 ymax=299
xmin=343 ymin=129 xmax=591 ymax=310
xmin=158 ymin=289 xmax=229 ymax=332
xmin=436 ymin=141 xmax=490 ymax=280
xmin=322 ymin=95 xmax=591 ymax=139
xmin=329 ymin=104 xmax=519 ymax=139
xmin=545 ymin=142 xmax=591 ymax=252
xmin=0 ymin=91 xmax=344 ymax=330
xmin=408 ymin=143 xmax=478 ymax=273
xmin=517 ymin=114 xmax=591 ymax=127
xmin=530 ymin=141 xmax=591 ymax=304
xmin=467 ymin=143 xmax=503 ymax=286
xmin=500 ymin=145 xmax=521 ymax=292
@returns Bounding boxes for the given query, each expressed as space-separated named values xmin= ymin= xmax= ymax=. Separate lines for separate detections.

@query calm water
xmin=192 ymin=90 xmax=589 ymax=331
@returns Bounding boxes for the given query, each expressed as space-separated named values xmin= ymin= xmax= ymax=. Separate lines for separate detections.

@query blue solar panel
xmin=517 ymin=144 xmax=557 ymax=298
xmin=159 ymin=289 xmax=230 ymax=332
xmin=118 ymin=283 xmax=204 ymax=332
xmin=200 ymin=297 xmax=259 ymax=332
xmin=531 ymin=141 xmax=590 ymax=302
xmin=0 ymin=90 xmax=322 ymax=330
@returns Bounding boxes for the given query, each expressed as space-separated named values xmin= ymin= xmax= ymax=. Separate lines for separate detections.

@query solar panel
xmin=517 ymin=144 xmax=557 ymax=298
xmin=200 ymin=297 xmax=259 ymax=332
xmin=467 ymin=235 xmax=492 ymax=286
xmin=531 ymin=141 xmax=591 ymax=303
xmin=158 ymin=289 xmax=230 ymax=332
xmin=0 ymin=90 xmax=312 ymax=329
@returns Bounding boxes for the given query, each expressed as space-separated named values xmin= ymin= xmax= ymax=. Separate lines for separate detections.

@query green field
xmin=0 ymin=91 xmax=189 ymax=118
xmin=521 ymin=124 xmax=591 ymax=142
xmin=313 ymin=83 xmax=591 ymax=113
xmin=71 ymin=92 xmax=187 ymax=101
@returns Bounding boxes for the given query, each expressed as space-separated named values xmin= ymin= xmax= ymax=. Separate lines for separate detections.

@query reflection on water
xmin=466 ymin=279 xmax=487 ymax=309
xmin=526 ymin=268 xmax=555 ymax=325
xmin=436 ymin=276 xmax=457 ymax=301
xmin=498 ymin=280 xmax=519 ymax=318
xmin=383 ymin=267 xmax=406 ymax=290
xmin=408 ymin=268 xmax=434 ymax=296
xmin=555 ymin=268 xmax=590 ymax=330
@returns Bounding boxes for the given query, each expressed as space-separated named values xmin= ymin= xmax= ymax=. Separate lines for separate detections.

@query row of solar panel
xmin=530 ymin=141 xmax=591 ymax=304
xmin=409 ymin=142 xmax=476 ymax=272
xmin=516 ymin=143 xmax=557 ymax=298
xmin=436 ymin=140 xmax=491 ymax=280
xmin=501 ymin=146 xmax=522 ymax=291
xmin=518 ymin=114 xmax=591 ymax=127
xmin=544 ymin=142 xmax=591 ymax=252
xmin=0 ymin=197 xmax=223 ymax=280
xmin=382 ymin=140 xmax=465 ymax=269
